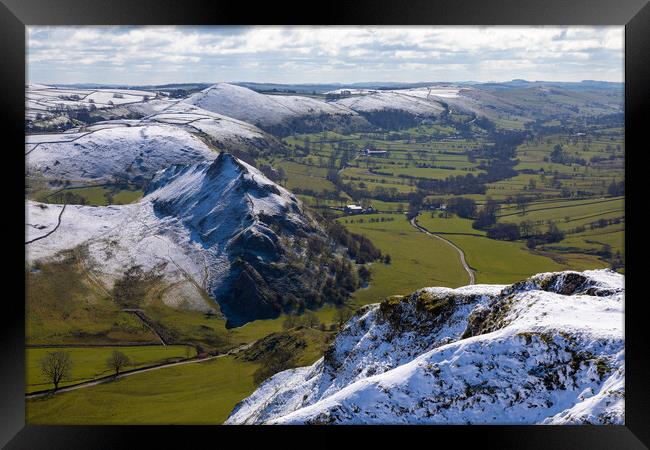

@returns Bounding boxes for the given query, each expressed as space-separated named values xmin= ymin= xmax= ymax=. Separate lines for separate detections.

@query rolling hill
xmin=183 ymin=83 xmax=370 ymax=135
xmin=27 ymin=153 xmax=356 ymax=326
xmin=26 ymin=123 xmax=217 ymax=184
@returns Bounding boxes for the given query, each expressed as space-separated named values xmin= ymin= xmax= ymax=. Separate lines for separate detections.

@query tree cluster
xmin=326 ymin=221 xmax=382 ymax=264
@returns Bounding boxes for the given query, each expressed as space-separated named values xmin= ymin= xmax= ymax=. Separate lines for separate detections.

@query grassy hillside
xmin=26 ymin=247 xmax=159 ymax=345
xmin=31 ymin=185 xmax=144 ymax=206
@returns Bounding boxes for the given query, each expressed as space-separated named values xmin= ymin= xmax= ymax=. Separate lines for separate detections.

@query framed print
xmin=1 ymin=0 xmax=648 ymax=447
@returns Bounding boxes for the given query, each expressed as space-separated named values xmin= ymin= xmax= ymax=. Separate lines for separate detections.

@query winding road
xmin=409 ymin=215 xmax=476 ymax=285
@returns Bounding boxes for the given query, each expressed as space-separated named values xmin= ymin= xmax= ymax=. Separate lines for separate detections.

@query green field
xmin=416 ymin=213 xmax=610 ymax=283
xmin=495 ymin=196 xmax=624 ymax=261
xmin=26 ymin=345 xmax=196 ymax=393
xmin=416 ymin=213 xmax=487 ymax=235
xmin=27 ymin=355 xmax=259 ymax=424
xmin=497 ymin=197 xmax=624 ymax=229
xmin=418 ymin=214 xmax=556 ymax=283
xmin=26 ymin=326 xmax=334 ymax=424
xmin=338 ymin=213 xmax=468 ymax=305
xmin=557 ymin=223 xmax=624 ymax=254
xmin=31 ymin=185 xmax=144 ymax=206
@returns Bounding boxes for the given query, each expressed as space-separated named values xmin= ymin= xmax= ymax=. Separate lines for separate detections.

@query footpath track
xmin=409 ymin=215 xmax=476 ymax=285
xmin=26 ymin=342 xmax=254 ymax=399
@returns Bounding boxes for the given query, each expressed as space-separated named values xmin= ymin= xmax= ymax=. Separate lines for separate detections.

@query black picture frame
xmin=2 ymin=0 xmax=648 ymax=447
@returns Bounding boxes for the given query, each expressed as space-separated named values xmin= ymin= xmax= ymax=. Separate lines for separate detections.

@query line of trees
xmin=607 ymin=179 xmax=624 ymax=196
xmin=39 ymin=349 xmax=136 ymax=392
xmin=548 ymin=144 xmax=587 ymax=166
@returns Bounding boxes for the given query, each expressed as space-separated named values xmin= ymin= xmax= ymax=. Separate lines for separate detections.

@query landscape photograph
xmin=25 ymin=25 xmax=625 ymax=425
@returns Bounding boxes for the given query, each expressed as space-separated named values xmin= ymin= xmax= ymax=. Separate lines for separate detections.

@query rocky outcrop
xmin=226 ymin=270 xmax=624 ymax=424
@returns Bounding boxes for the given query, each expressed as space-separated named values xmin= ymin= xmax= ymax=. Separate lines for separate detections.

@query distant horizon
xmin=33 ymin=78 xmax=624 ymax=88
xmin=27 ymin=26 xmax=624 ymax=85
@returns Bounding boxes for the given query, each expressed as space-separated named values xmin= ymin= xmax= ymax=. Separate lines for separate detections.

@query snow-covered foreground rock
xmin=226 ymin=270 xmax=624 ymax=424
xmin=26 ymin=153 xmax=343 ymax=324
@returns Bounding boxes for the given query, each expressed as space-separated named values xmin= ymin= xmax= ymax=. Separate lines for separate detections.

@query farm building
xmin=344 ymin=204 xmax=364 ymax=214
xmin=425 ymin=203 xmax=447 ymax=211
xmin=363 ymin=148 xmax=388 ymax=157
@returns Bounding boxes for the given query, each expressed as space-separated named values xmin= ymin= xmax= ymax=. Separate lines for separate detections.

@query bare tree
xmin=303 ymin=311 xmax=321 ymax=329
xmin=40 ymin=351 xmax=72 ymax=391
xmin=282 ymin=314 xmax=300 ymax=330
xmin=515 ymin=194 xmax=530 ymax=216
xmin=106 ymin=350 xmax=131 ymax=377
xmin=334 ymin=306 xmax=354 ymax=329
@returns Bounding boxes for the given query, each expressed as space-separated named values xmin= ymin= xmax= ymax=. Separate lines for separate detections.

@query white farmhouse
xmin=344 ymin=204 xmax=363 ymax=214
xmin=363 ymin=148 xmax=388 ymax=157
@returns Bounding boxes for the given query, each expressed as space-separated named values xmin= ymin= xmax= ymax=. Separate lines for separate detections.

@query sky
xmin=27 ymin=26 xmax=624 ymax=85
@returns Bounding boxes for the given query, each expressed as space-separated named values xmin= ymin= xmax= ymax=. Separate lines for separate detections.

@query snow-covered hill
xmin=183 ymin=83 xmax=368 ymax=134
xmin=26 ymin=109 xmax=278 ymax=184
xmin=327 ymin=84 xmax=622 ymax=122
xmin=26 ymin=153 xmax=347 ymax=325
xmin=226 ymin=270 xmax=624 ymax=424
xmin=26 ymin=84 xmax=157 ymax=121
xmin=26 ymin=123 xmax=217 ymax=183
xmin=333 ymin=88 xmax=450 ymax=116
xmin=140 ymin=102 xmax=280 ymax=150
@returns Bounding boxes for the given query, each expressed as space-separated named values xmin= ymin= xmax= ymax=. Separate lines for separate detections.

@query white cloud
xmin=26 ymin=25 xmax=624 ymax=84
